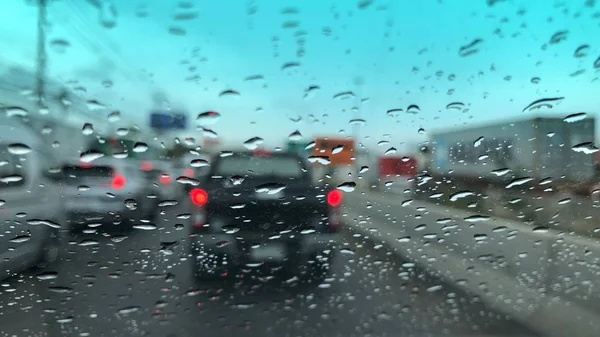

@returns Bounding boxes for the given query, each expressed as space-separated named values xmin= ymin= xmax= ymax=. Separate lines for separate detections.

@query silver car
xmin=60 ymin=157 xmax=159 ymax=230
xmin=0 ymin=115 xmax=67 ymax=280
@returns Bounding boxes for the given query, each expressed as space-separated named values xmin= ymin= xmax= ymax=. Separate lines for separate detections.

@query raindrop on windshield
xmin=8 ymin=143 xmax=32 ymax=155
xmin=243 ymin=137 xmax=264 ymax=150
xmin=133 ymin=142 xmax=148 ymax=153
xmin=196 ymin=111 xmax=221 ymax=125
xmin=288 ymin=130 xmax=303 ymax=141
xmin=107 ymin=111 xmax=121 ymax=122
xmin=82 ymin=123 xmax=94 ymax=135
xmin=563 ymin=112 xmax=587 ymax=123
xmin=337 ymin=181 xmax=356 ymax=192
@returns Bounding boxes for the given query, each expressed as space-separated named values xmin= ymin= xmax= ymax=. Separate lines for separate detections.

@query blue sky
xmin=1 ymin=0 xmax=600 ymax=154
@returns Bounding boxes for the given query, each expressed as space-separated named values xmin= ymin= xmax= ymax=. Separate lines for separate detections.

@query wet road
xmin=0 ymin=199 xmax=536 ymax=337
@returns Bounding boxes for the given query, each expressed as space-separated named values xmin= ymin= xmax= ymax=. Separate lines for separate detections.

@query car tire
xmin=36 ymin=229 xmax=61 ymax=269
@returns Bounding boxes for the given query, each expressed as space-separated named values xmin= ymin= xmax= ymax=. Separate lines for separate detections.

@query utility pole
xmin=36 ymin=0 xmax=48 ymax=110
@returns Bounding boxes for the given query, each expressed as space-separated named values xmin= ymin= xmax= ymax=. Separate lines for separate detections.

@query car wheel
xmin=36 ymin=230 xmax=61 ymax=269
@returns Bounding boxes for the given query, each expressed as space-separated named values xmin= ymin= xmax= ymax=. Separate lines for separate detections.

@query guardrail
xmin=343 ymin=191 xmax=600 ymax=337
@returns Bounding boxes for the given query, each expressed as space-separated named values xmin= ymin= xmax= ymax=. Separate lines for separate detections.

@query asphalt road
xmin=0 ymin=198 xmax=536 ymax=337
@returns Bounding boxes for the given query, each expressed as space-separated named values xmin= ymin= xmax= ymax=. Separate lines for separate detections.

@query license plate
xmin=255 ymin=191 xmax=284 ymax=200
xmin=250 ymin=243 xmax=286 ymax=261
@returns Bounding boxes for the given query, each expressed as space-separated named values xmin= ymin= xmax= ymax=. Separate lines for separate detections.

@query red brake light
xmin=112 ymin=174 xmax=126 ymax=190
xmin=190 ymin=188 xmax=208 ymax=206
xmin=141 ymin=161 xmax=153 ymax=172
xmin=159 ymin=174 xmax=172 ymax=185
xmin=327 ymin=190 xmax=343 ymax=207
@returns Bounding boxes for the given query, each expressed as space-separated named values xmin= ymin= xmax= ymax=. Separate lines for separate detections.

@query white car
xmin=60 ymin=157 xmax=159 ymax=230
xmin=0 ymin=114 xmax=67 ymax=280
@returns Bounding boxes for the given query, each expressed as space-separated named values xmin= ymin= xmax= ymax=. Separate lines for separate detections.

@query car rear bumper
xmin=190 ymin=232 xmax=339 ymax=267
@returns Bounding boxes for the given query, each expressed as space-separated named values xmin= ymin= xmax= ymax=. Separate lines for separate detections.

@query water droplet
xmin=417 ymin=128 xmax=425 ymax=134
xmin=532 ymin=226 xmax=549 ymax=233
xmin=522 ymin=97 xmax=564 ymax=112
xmin=458 ymin=39 xmax=483 ymax=57
xmin=574 ymin=44 xmax=590 ymax=58
xmin=6 ymin=106 xmax=28 ymax=117
xmin=243 ymin=137 xmax=264 ymax=150
xmin=397 ymin=236 xmax=411 ymax=243
xmin=107 ymin=111 xmax=121 ymax=122
xmin=492 ymin=226 xmax=507 ymax=232
xmin=196 ymin=111 xmax=221 ymax=125
xmin=473 ymin=137 xmax=484 ymax=147
xmin=474 ymin=234 xmax=488 ymax=241
xmin=446 ymin=102 xmax=465 ymax=110
xmin=79 ymin=239 xmax=99 ymax=246
xmin=255 ymin=182 xmax=286 ymax=194
xmin=450 ymin=191 xmax=474 ymax=201
xmin=406 ymin=104 xmax=421 ymax=114
xmin=349 ymin=118 xmax=366 ymax=126
xmin=288 ymin=130 xmax=303 ymax=141
xmin=572 ymin=142 xmax=599 ymax=154
xmin=124 ymin=199 xmax=138 ymax=210
xmin=308 ymin=156 xmax=330 ymax=165
xmin=158 ymin=200 xmax=178 ymax=207
xmin=506 ymin=177 xmax=534 ymax=188
xmin=10 ymin=235 xmax=31 ymax=243
xmin=531 ymin=77 xmax=541 ymax=84
xmin=36 ymin=271 xmax=59 ymax=280
xmin=340 ymin=248 xmax=355 ymax=255
xmin=558 ymin=198 xmax=571 ymax=205
xmin=82 ymin=123 xmax=94 ymax=135
xmin=464 ymin=215 xmax=490 ymax=222
xmin=401 ymin=199 xmax=413 ymax=207
xmin=304 ymin=85 xmax=320 ymax=99
xmin=49 ymin=39 xmax=70 ymax=53
xmin=86 ymin=100 xmax=106 ymax=111
xmin=219 ymin=89 xmax=241 ymax=98
xmin=133 ymin=224 xmax=157 ymax=230
xmin=116 ymin=128 xmax=129 ymax=136
xmin=427 ymin=285 xmax=443 ymax=292
xmin=8 ymin=143 xmax=32 ymax=155
xmin=133 ymin=142 xmax=148 ymax=153
xmin=563 ymin=112 xmax=587 ymax=123
xmin=1 ymin=175 xmax=23 ymax=183
xmin=27 ymin=219 xmax=61 ymax=229
xmin=333 ymin=91 xmax=355 ymax=100
xmin=549 ymin=31 xmax=568 ymax=44
xmin=79 ymin=151 xmax=104 ymax=163
xmin=385 ymin=147 xmax=397 ymax=155
xmin=337 ymin=181 xmax=356 ymax=192
xmin=117 ymin=306 xmax=141 ymax=315
xmin=332 ymin=145 xmax=344 ymax=154
xmin=359 ymin=166 xmax=369 ymax=173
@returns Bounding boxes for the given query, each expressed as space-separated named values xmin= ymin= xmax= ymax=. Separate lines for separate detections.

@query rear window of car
xmin=61 ymin=165 xmax=114 ymax=179
xmin=213 ymin=154 xmax=305 ymax=178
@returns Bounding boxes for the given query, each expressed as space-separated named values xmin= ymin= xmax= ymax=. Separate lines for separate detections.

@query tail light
xmin=183 ymin=168 xmax=194 ymax=178
xmin=159 ymin=173 xmax=172 ymax=185
xmin=112 ymin=174 xmax=126 ymax=190
xmin=327 ymin=190 xmax=343 ymax=232
xmin=190 ymin=188 xmax=208 ymax=206
xmin=141 ymin=161 xmax=153 ymax=172
xmin=327 ymin=190 xmax=343 ymax=207
xmin=190 ymin=188 xmax=208 ymax=233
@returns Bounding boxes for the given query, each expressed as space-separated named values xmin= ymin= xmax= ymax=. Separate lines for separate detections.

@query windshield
xmin=2 ymin=1 xmax=600 ymax=337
